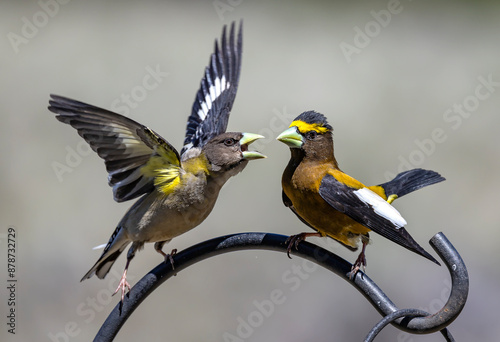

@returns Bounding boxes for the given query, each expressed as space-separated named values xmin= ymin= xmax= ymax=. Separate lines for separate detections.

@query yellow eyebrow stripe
xmin=290 ymin=120 xmax=330 ymax=134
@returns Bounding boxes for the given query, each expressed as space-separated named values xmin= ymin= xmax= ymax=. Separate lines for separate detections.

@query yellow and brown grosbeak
xmin=277 ymin=111 xmax=444 ymax=275
xmin=48 ymin=22 xmax=265 ymax=301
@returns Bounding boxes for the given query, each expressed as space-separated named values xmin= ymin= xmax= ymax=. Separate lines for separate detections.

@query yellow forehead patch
xmin=289 ymin=120 xmax=330 ymax=134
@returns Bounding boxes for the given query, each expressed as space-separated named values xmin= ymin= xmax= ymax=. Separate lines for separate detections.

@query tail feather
xmin=374 ymin=169 xmax=445 ymax=200
xmin=81 ymin=227 xmax=130 ymax=281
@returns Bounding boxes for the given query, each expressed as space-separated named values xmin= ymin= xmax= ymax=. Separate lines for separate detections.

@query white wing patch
xmin=92 ymin=243 xmax=107 ymax=250
xmin=354 ymin=187 xmax=407 ymax=228
xmin=196 ymin=75 xmax=229 ymax=121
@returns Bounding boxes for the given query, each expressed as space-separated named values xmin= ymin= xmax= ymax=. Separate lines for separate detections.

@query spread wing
xmin=48 ymin=94 xmax=181 ymax=202
xmin=180 ymin=21 xmax=243 ymax=156
xmin=318 ymin=172 xmax=439 ymax=265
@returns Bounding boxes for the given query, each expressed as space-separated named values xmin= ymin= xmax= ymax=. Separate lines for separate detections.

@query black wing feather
xmin=48 ymin=94 xmax=180 ymax=202
xmin=319 ymin=174 xmax=439 ymax=265
xmin=181 ymin=21 xmax=243 ymax=156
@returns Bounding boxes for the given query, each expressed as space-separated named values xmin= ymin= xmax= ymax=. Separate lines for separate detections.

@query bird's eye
xmin=224 ymin=138 xmax=235 ymax=146
xmin=306 ymin=131 xmax=317 ymax=140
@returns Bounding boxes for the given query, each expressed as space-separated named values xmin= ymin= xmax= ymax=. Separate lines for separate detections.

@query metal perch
xmin=94 ymin=232 xmax=468 ymax=341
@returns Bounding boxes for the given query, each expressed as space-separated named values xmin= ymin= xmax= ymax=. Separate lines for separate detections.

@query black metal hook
xmin=364 ymin=309 xmax=452 ymax=342
xmin=94 ymin=232 xmax=468 ymax=341
xmin=361 ymin=233 xmax=468 ymax=334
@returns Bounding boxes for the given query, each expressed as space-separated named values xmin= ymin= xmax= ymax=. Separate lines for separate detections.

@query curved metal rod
xmin=94 ymin=232 xmax=468 ymax=341
xmin=364 ymin=309 xmax=454 ymax=342
xmin=366 ymin=232 xmax=468 ymax=334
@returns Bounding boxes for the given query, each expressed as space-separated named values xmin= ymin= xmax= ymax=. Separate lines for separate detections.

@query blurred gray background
xmin=1 ymin=0 xmax=499 ymax=341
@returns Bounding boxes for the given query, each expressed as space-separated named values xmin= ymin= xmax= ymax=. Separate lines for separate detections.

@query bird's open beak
xmin=276 ymin=127 xmax=303 ymax=148
xmin=240 ymin=133 xmax=266 ymax=160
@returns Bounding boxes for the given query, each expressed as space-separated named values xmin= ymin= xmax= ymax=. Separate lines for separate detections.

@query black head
xmin=277 ymin=111 xmax=336 ymax=164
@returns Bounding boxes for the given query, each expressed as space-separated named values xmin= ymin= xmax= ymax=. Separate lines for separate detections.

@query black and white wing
xmin=319 ymin=173 xmax=440 ymax=265
xmin=180 ymin=21 xmax=243 ymax=157
xmin=48 ymin=95 xmax=181 ymax=202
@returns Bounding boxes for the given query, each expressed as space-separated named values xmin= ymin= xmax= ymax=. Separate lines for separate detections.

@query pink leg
xmin=113 ymin=258 xmax=131 ymax=304
xmin=350 ymin=240 xmax=368 ymax=279
xmin=154 ymin=241 xmax=177 ymax=270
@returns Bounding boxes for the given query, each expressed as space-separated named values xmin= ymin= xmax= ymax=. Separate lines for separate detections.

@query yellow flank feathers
xmin=367 ymin=185 xmax=387 ymax=199
xmin=155 ymin=170 xmax=181 ymax=195
xmin=290 ymin=120 xmax=330 ymax=134
xmin=141 ymin=144 xmax=181 ymax=196
xmin=141 ymin=155 xmax=181 ymax=195
xmin=329 ymin=169 xmax=365 ymax=189
xmin=182 ymin=154 xmax=209 ymax=175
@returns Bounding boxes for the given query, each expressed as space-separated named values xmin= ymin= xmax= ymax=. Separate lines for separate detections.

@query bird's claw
xmin=349 ymin=252 xmax=367 ymax=280
xmin=285 ymin=234 xmax=302 ymax=259
xmin=285 ymin=233 xmax=311 ymax=259
xmin=285 ymin=233 xmax=323 ymax=259
xmin=113 ymin=272 xmax=131 ymax=307
xmin=163 ymin=248 xmax=177 ymax=270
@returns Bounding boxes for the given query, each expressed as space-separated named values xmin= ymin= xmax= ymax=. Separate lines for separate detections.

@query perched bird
xmin=48 ymin=22 xmax=265 ymax=302
xmin=276 ymin=111 xmax=444 ymax=275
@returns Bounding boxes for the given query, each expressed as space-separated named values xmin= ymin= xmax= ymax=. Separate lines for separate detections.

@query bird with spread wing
xmin=48 ymin=21 xmax=265 ymax=303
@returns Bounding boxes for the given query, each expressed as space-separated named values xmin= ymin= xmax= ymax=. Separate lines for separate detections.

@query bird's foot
xmin=113 ymin=270 xmax=131 ymax=309
xmin=285 ymin=232 xmax=322 ymax=259
xmin=157 ymin=248 xmax=177 ymax=269
xmin=164 ymin=249 xmax=177 ymax=270
xmin=349 ymin=250 xmax=367 ymax=279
